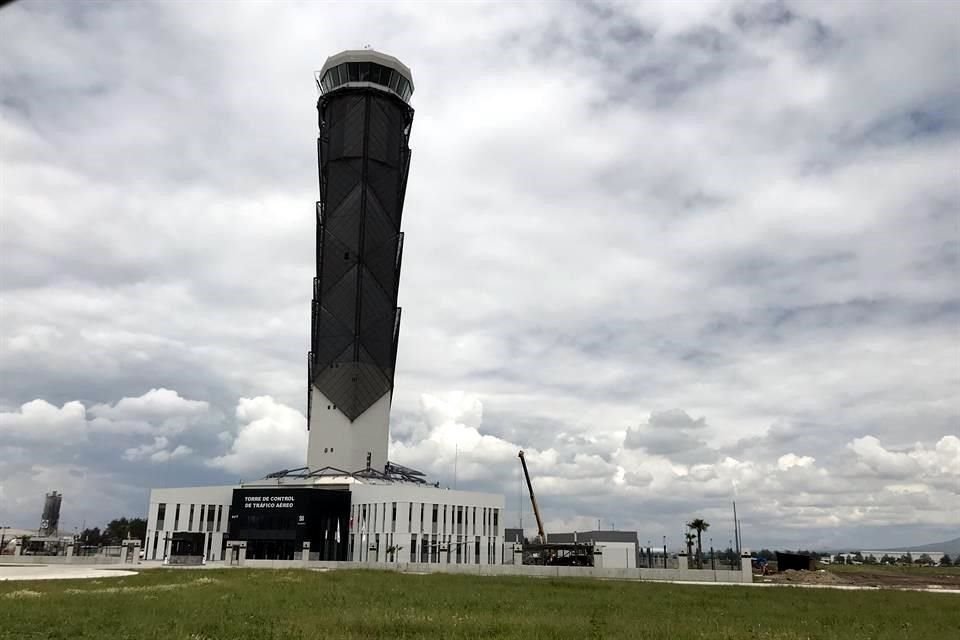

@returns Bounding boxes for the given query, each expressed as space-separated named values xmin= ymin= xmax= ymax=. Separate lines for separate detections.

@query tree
xmin=686 ymin=519 xmax=710 ymax=569
xmin=864 ymin=554 xmax=878 ymax=565
xmin=103 ymin=518 xmax=147 ymax=544
xmin=940 ymin=554 xmax=952 ymax=567
xmin=917 ymin=553 xmax=934 ymax=566
xmin=757 ymin=549 xmax=776 ymax=561
xmin=80 ymin=527 xmax=103 ymax=546
xmin=834 ymin=553 xmax=845 ymax=565
xmin=684 ymin=532 xmax=696 ymax=563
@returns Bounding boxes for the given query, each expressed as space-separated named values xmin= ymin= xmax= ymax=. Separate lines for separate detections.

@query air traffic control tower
xmin=307 ymin=50 xmax=414 ymax=473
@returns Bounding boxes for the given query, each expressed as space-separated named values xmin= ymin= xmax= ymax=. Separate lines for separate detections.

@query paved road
xmin=0 ymin=565 xmax=138 ymax=581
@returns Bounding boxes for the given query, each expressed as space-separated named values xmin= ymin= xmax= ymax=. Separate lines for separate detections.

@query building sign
xmin=228 ymin=487 xmax=350 ymax=561
xmin=243 ymin=495 xmax=296 ymax=510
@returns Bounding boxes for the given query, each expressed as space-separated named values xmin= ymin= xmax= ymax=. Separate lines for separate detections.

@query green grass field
xmin=1 ymin=568 xmax=957 ymax=640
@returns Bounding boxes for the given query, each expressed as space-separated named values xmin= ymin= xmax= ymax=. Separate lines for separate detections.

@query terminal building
xmin=144 ymin=49 xmax=505 ymax=566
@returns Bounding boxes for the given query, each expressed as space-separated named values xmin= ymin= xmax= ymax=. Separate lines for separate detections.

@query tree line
xmin=78 ymin=517 xmax=147 ymax=546
xmin=750 ymin=548 xmax=956 ymax=567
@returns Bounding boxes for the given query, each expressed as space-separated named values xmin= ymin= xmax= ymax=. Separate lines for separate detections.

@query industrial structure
xmin=516 ymin=450 xmax=599 ymax=567
xmin=39 ymin=491 xmax=62 ymax=537
xmin=144 ymin=49 xmax=505 ymax=566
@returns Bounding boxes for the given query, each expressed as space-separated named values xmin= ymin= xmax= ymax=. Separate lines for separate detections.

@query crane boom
xmin=518 ymin=450 xmax=546 ymax=543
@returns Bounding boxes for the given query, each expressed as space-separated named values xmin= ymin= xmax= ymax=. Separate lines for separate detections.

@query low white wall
xmin=0 ymin=556 xmax=126 ymax=566
xmin=238 ymin=559 xmax=751 ymax=583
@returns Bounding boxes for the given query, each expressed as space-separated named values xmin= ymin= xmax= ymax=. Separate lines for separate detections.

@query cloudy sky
xmin=1 ymin=0 xmax=957 ymax=550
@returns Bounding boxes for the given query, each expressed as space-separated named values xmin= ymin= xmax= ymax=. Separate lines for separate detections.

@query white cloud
xmin=150 ymin=445 xmax=192 ymax=463
xmin=90 ymin=388 xmax=209 ymax=421
xmin=122 ymin=436 xmax=193 ymax=463
xmin=848 ymin=435 xmax=921 ymax=478
xmin=207 ymin=396 xmax=307 ymax=476
xmin=0 ymin=389 xmax=211 ymax=451
xmin=0 ymin=399 xmax=87 ymax=445
xmin=777 ymin=453 xmax=816 ymax=471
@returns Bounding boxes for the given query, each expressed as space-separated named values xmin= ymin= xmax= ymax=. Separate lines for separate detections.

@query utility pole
xmin=732 ymin=501 xmax=740 ymax=556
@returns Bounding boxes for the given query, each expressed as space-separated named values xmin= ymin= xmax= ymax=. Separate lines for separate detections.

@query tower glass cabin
xmin=307 ymin=50 xmax=414 ymax=473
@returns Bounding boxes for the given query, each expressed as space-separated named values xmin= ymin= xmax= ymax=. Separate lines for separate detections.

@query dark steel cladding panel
xmin=310 ymin=88 xmax=413 ymax=421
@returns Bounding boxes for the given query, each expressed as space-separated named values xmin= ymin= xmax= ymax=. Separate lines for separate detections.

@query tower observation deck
xmin=307 ymin=50 xmax=414 ymax=473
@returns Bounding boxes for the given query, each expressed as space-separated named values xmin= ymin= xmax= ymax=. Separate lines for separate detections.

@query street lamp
xmin=663 ymin=535 xmax=667 ymax=568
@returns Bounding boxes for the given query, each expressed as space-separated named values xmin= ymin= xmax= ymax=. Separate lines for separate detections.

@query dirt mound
xmin=767 ymin=569 xmax=844 ymax=585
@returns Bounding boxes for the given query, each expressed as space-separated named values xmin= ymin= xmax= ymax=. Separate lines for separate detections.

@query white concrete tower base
xmin=307 ymin=387 xmax=390 ymax=472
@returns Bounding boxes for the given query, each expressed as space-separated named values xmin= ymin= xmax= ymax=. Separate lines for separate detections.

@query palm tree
xmin=687 ymin=518 xmax=710 ymax=569
xmin=684 ymin=532 xmax=696 ymax=566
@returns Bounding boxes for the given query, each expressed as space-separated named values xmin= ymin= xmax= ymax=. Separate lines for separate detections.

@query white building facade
xmin=144 ymin=477 xmax=505 ymax=566
xmin=144 ymin=485 xmax=235 ymax=562
xmin=348 ymin=484 xmax=504 ymax=565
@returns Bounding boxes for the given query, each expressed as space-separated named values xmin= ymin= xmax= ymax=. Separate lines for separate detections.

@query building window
xmin=152 ymin=531 xmax=159 ymax=560
xmin=216 ymin=505 xmax=223 ymax=532
xmin=199 ymin=505 xmax=206 ymax=531
xmin=391 ymin=502 xmax=397 ymax=533
xmin=188 ymin=504 xmax=195 ymax=531
xmin=207 ymin=504 xmax=216 ymax=532
xmin=408 ymin=502 xmax=413 ymax=532
xmin=493 ymin=509 xmax=499 ymax=536
xmin=410 ymin=534 xmax=417 ymax=562
xmin=156 ymin=503 xmax=166 ymax=531
xmin=431 ymin=504 xmax=438 ymax=534
xmin=174 ymin=504 xmax=181 ymax=530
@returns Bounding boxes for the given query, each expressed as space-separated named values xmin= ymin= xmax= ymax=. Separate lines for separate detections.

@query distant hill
xmin=888 ymin=537 xmax=960 ymax=555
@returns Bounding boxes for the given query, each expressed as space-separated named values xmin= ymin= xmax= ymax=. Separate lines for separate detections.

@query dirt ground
xmin=761 ymin=567 xmax=960 ymax=589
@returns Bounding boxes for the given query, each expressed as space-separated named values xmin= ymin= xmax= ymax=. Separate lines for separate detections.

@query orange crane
xmin=518 ymin=450 xmax=546 ymax=544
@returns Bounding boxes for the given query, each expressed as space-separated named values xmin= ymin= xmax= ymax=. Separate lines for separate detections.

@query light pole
xmin=663 ymin=535 xmax=667 ymax=568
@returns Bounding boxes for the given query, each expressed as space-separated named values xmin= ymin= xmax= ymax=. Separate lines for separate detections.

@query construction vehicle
xmin=517 ymin=450 xmax=597 ymax=566
xmin=518 ymin=450 xmax=546 ymax=544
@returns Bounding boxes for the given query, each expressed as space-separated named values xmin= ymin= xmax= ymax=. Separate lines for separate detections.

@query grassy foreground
xmin=1 ymin=568 xmax=958 ymax=640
